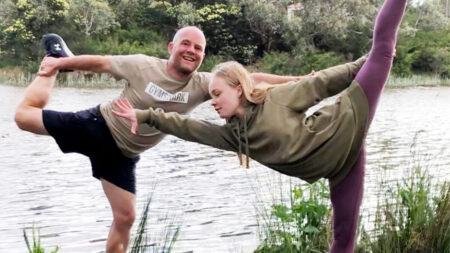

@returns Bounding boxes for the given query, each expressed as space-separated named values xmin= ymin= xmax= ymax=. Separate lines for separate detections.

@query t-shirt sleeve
xmin=109 ymin=54 xmax=151 ymax=81
xmin=268 ymin=56 xmax=367 ymax=113
xmin=195 ymin=72 xmax=213 ymax=101
xmin=136 ymin=108 xmax=237 ymax=152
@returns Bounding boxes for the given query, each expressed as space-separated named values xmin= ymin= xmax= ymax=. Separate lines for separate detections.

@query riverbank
xmin=0 ymin=67 xmax=125 ymax=89
xmin=1 ymin=67 xmax=449 ymax=88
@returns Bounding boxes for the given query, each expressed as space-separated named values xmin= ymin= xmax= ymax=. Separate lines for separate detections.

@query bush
xmin=255 ymin=180 xmax=332 ymax=253
xmin=255 ymin=50 xmax=345 ymax=76
xmin=83 ymin=29 xmax=169 ymax=58
xmin=198 ymin=54 xmax=227 ymax=72
xmin=393 ymin=30 xmax=450 ymax=78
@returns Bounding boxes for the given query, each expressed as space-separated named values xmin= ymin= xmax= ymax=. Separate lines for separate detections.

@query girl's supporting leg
xmin=330 ymin=148 xmax=365 ymax=253
xmin=355 ymin=0 xmax=408 ymax=123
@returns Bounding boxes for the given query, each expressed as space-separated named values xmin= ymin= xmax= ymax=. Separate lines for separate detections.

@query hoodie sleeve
xmin=135 ymin=108 xmax=238 ymax=152
xmin=268 ymin=56 xmax=367 ymax=113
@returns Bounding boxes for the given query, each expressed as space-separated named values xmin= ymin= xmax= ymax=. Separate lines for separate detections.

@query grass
xmin=386 ymin=74 xmax=450 ymax=88
xmin=356 ymin=143 xmax=450 ymax=253
xmin=0 ymin=67 xmax=125 ymax=88
xmin=255 ymin=141 xmax=450 ymax=253
xmin=23 ymin=227 xmax=59 ymax=253
xmin=23 ymin=194 xmax=181 ymax=253
xmin=130 ymin=195 xmax=181 ymax=253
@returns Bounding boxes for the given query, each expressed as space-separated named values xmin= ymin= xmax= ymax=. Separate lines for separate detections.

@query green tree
xmin=410 ymin=0 xmax=450 ymax=32
xmin=1 ymin=0 xmax=69 ymax=65
xmin=292 ymin=0 xmax=377 ymax=56
xmin=68 ymin=0 xmax=118 ymax=36
xmin=195 ymin=2 xmax=257 ymax=64
xmin=238 ymin=0 xmax=290 ymax=52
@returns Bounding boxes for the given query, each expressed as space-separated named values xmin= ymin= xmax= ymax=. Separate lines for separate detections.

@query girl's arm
xmin=269 ymin=56 xmax=366 ymax=112
xmin=250 ymin=71 xmax=314 ymax=85
xmin=113 ymin=98 xmax=238 ymax=152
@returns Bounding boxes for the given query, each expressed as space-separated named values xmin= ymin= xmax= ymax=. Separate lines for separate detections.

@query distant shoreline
xmin=1 ymin=68 xmax=449 ymax=89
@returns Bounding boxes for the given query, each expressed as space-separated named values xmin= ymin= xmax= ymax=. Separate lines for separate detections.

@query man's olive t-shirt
xmin=100 ymin=54 xmax=211 ymax=157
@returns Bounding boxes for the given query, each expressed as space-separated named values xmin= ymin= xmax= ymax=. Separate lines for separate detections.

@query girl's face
xmin=209 ymin=75 xmax=243 ymax=119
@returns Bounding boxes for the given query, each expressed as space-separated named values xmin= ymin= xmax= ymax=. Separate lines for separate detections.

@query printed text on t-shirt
xmin=145 ymin=82 xmax=189 ymax=103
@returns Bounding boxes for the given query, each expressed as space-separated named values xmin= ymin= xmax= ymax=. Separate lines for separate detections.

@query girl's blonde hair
xmin=212 ymin=61 xmax=277 ymax=104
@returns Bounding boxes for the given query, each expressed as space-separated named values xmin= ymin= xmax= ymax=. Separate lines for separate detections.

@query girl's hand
xmin=112 ymin=98 xmax=138 ymax=134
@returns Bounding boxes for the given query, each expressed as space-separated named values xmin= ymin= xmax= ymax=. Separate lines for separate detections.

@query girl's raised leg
xmin=355 ymin=0 xmax=408 ymax=123
xmin=329 ymin=0 xmax=408 ymax=252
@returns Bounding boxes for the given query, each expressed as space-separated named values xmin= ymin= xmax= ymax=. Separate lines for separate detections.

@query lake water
xmin=0 ymin=84 xmax=449 ymax=253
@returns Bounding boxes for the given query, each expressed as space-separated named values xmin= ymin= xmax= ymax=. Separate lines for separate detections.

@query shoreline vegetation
xmin=1 ymin=66 xmax=449 ymax=89
xmin=254 ymin=137 xmax=450 ymax=252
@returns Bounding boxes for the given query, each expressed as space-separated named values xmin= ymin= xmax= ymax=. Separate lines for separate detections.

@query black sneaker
xmin=42 ymin=33 xmax=74 ymax=72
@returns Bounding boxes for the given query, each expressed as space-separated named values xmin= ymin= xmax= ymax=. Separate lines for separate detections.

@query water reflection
xmin=0 ymin=84 xmax=449 ymax=253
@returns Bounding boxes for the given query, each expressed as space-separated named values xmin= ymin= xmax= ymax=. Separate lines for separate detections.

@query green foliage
xmin=195 ymin=3 xmax=257 ymax=64
xmin=238 ymin=0 xmax=291 ymax=53
xmin=68 ymin=0 xmax=118 ymax=36
xmin=83 ymin=29 xmax=168 ymax=58
xmin=1 ymin=0 xmax=69 ymax=62
xmin=256 ymin=50 xmax=344 ymax=75
xmin=393 ymin=30 xmax=450 ymax=78
xmin=0 ymin=0 xmax=448 ymax=78
xmin=198 ymin=54 xmax=227 ymax=72
xmin=255 ymin=180 xmax=332 ymax=253
xmin=23 ymin=227 xmax=59 ymax=253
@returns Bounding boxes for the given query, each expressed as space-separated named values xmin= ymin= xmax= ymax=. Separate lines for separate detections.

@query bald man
xmin=15 ymin=26 xmax=304 ymax=253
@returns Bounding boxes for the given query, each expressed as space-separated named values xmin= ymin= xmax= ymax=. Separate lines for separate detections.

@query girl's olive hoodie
xmin=135 ymin=56 xmax=369 ymax=187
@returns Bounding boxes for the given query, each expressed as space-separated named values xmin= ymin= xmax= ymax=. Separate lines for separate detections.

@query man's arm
xmin=38 ymin=55 xmax=112 ymax=76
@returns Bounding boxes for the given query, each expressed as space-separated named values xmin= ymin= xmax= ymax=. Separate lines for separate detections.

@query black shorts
xmin=42 ymin=105 xmax=139 ymax=194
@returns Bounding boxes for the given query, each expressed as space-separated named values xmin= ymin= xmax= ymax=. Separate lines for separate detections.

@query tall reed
xmin=23 ymin=227 xmax=59 ymax=253
xmin=386 ymin=74 xmax=450 ymax=87
xmin=357 ymin=154 xmax=450 ymax=252
xmin=23 ymin=194 xmax=181 ymax=253
xmin=130 ymin=195 xmax=181 ymax=253
xmin=0 ymin=67 xmax=125 ymax=88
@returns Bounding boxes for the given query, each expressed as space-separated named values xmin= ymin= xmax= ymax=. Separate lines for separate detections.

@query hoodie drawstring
xmin=243 ymin=114 xmax=250 ymax=168
xmin=237 ymin=121 xmax=243 ymax=167
xmin=236 ymin=115 xmax=250 ymax=169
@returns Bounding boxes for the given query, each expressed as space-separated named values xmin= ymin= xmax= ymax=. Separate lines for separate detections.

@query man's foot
xmin=42 ymin=33 xmax=74 ymax=72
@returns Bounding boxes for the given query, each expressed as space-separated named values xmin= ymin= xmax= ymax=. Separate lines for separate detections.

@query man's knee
xmin=14 ymin=106 xmax=30 ymax=131
xmin=14 ymin=106 xmax=47 ymax=134
xmin=113 ymin=207 xmax=136 ymax=229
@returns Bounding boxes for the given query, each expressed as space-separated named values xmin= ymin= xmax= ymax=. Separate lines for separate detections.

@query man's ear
xmin=168 ymin=42 xmax=174 ymax=55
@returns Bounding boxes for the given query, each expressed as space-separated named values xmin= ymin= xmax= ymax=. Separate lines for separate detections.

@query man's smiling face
xmin=167 ymin=27 xmax=206 ymax=76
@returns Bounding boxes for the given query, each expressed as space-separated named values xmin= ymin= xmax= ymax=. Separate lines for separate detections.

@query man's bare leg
xmin=102 ymin=179 xmax=136 ymax=253
xmin=15 ymin=74 xmax=57 ymax=134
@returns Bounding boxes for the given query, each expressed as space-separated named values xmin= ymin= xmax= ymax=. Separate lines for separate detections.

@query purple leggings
xmin=329 ymin=0 xmax=407 ymax=252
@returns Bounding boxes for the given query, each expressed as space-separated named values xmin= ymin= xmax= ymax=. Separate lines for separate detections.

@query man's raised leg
xmin=15 ymin=74 xmax=57 ymax=135
xmin=102 ymin=179 xmax=136 ymax=253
